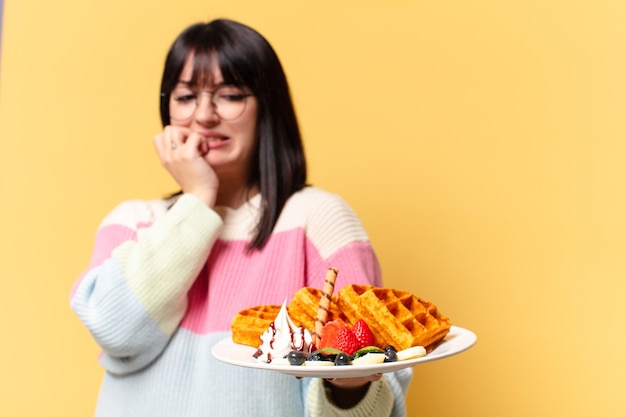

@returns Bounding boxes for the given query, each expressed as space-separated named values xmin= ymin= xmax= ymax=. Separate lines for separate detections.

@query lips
xmin=204 ymin=136 xmax=229 ymax=150
xmin=198 ymin=131 xmax=229 ymax=149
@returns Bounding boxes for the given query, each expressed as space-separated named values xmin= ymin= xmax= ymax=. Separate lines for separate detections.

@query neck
xmin=215 ymin=178 xmax=258 ymax=209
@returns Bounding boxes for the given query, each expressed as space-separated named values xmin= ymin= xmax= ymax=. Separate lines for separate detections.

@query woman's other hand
xmin=323 ymin=374 xmax=383 ymax=408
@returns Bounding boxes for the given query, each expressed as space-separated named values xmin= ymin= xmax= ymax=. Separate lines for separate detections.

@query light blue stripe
xmin=71 ymin=258 xmax=170 ymax=374
xmin=96 ymin=331 xmax=311 ymax=417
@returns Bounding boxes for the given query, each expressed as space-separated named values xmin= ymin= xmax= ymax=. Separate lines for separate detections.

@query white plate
xmin=211 ymin=325 xmax=476 ymax=378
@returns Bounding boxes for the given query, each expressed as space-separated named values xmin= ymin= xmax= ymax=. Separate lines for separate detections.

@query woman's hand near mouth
xmin=154 ymin=125 xmax=219 ymax=207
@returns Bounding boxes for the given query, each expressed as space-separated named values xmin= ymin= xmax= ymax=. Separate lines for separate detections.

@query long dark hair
xmin=159 ymin=19 xmax=307 ymax=250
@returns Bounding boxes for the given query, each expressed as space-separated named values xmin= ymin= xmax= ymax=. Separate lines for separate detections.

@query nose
xmin=194 ymin=92 xmax=219 ymax=122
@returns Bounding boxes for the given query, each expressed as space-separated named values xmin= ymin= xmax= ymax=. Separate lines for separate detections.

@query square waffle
xmin=337 ymin=284 xmax=451 ymax=351
xmin=230 ymin=304 xmax=281 ymax=347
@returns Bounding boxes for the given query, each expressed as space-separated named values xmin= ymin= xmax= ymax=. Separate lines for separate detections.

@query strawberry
xmin=331 ymin=327 xmax=360 ymax=355
xmin=319 ymin=319 xmax=348 ymax=349
xmin=352 ymin=319 xmax=375 ymax=349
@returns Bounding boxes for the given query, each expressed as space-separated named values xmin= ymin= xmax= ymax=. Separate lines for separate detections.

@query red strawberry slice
xmin=352 ymin=319 xmax=375 ymax=349
xmin=319 ymin=319 xmax=348 ymax=349
xmin=331 ymin=327 xmax=360 ymax=355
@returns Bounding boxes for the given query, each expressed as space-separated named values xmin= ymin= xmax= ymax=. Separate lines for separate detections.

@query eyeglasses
xmin=167 ymin=85 xmax=254 ymax=122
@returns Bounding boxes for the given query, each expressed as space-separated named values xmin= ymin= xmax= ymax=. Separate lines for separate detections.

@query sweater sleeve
xmin=70 ymin=194 xmax=223 ymax=374
xmin=306 ymin=369 xmax=413 ymax=417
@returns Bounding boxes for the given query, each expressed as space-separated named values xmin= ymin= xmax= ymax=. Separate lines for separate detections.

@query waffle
xmin=287 ymin=287 xmax=343 ymax=333
xmin=230 ymin=304 xmax=281 ymax=347
xmin=337 ymin=284 xmax=451 ymax=351
xmin=231 ymin=284 xmax=451 ymax=352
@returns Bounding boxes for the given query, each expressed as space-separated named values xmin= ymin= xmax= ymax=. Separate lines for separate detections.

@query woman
xmin=71 ymin=19 xmax=412 ymax=416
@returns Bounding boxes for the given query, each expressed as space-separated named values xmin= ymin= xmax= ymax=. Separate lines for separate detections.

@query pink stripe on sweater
xmin=179 ymin=229 xmax=380 ymax=335
xmin=70 ymin=223 xmax=149 ymax=298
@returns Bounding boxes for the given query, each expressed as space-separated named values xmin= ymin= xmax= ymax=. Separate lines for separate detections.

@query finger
xmin=164 ymin=126 xmax=183 ymax=152
xmin=324 ymin=374 xmax=382 ymax=389
xmin=368 ymin=373 xmax=383 ymax=382
xmin=198 ymin=137 xmax=209 ymax=156
xmin=183 ymin=132 xmax=210 ymax=157
xmin=184 ymin=133 xmax=203 ymax=153
xmin=153 ymin=132 xmax=169 ymax=161
xmin=153 ymin=132 xmax=165 ymax=153
xmin=162 ymin=125 xmax=192 ymax=152
xmin=154 ymin=126 xmax=185 ymax=167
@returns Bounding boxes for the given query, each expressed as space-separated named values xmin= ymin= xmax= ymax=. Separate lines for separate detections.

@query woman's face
xmin=169 ymin=53 xmax=258 ymax=180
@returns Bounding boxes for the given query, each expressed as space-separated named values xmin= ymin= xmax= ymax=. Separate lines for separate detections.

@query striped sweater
xmin=70 ymin=187 xmax=412 ymax=417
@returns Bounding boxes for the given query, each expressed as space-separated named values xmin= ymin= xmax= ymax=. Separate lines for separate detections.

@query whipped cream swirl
xmin=254 ymin=300 xmax=312 ymax=363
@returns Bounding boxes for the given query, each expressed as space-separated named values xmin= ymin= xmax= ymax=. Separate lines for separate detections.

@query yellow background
xmin=1 ymin=1 xmax=625 ymax=416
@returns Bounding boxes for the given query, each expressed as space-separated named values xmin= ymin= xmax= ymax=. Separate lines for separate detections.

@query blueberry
xmin=384 ymin=349 xmax=398 ymax=363
xmin=335 ymin=352 xmax=352 ymax=366
xmin=384 ymin=345 xmax=397 ymax=353
xmin=287 ymin=351 xmax=306 ymax=366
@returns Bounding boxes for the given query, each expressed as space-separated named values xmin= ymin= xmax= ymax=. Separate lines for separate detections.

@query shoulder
xmin=98 ymin=198 xmax=171 ymax=231
xmin=282 ymin=187 xmax=354 ymax=215
xmin=276 ymin=186 xmax=369 ymax=241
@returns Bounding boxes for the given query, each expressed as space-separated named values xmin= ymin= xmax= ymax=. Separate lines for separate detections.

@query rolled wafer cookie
xmin=312 ymin=267 xmax=338 ymax=346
